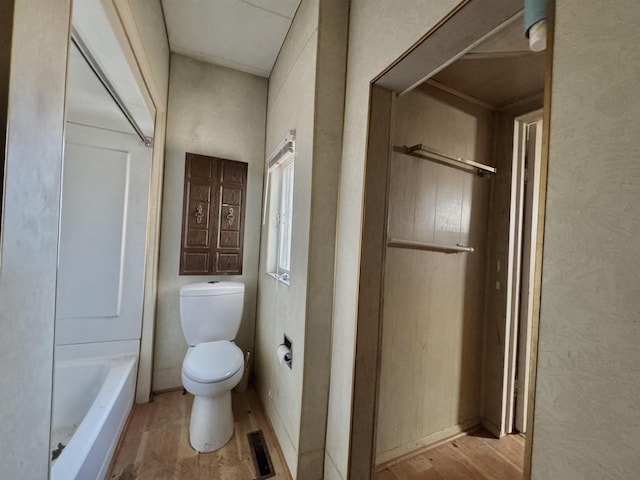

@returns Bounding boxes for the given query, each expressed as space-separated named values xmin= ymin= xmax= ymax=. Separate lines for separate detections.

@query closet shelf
xmin=395 ymin=144 xmax=497 ymax=175
xmin=388 ymin=237 xmax=475 ymax=254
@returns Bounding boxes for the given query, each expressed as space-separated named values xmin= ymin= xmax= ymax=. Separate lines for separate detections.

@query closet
xmin=375 ymin=19 xmax=546 ymax=470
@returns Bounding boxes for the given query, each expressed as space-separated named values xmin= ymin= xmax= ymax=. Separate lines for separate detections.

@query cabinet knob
xmin=195 ymin=204 xmax=205 ymax=224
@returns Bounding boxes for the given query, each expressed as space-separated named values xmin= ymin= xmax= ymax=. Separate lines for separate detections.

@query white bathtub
xmin=50 ymin=354 xmax=137 ymax=480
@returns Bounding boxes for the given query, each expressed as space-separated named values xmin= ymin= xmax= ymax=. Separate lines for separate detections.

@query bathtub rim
xmin=50 ymin=353 xmax=138 ymax=480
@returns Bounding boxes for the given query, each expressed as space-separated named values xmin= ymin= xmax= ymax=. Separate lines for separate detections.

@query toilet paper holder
xmin=278 ymin=335 xmax=293 ymax=369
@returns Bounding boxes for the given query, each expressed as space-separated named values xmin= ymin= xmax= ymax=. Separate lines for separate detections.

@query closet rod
xmin=395 ymin=144 xmax=496 ymax=175
xmin=70 ymin=29 xmax=152 ymax=147
xmin=388 ymin=238 xmax=475 ymax=254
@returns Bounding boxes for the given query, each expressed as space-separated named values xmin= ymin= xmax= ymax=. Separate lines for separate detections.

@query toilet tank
xmin=179 ymin=282 xmax=245 ymax=346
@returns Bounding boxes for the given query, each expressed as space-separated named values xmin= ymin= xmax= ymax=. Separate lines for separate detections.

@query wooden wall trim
xmin=524 ymin=2 xmax=556 ymax=477
xmin=348 ymin=85 xmax=394 ymax=480
xmin=111 ymin=0 xmax=169 ymax=404
xmin=374 ymin=0 xmax=522 ymax=94
xmin=0 ymin=0 xmax=14 ymax=244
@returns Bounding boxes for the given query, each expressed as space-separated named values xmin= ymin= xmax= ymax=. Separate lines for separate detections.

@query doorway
xmin=510 ymin=111 xmax=544 ymax=435
xmin=350 ymin=2 xmax=553 ymax=478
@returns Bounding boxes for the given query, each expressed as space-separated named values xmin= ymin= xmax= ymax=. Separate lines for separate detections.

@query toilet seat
xmin=183 ymin=340 xmax=244 ymax=384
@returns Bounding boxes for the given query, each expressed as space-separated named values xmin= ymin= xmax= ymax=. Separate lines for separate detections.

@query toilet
xmin=179 ymin=281 xmax=245 ymax=453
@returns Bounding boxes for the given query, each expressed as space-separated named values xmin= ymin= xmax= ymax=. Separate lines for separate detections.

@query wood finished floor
xmin=376 ymin=430 xmax=525 ymax=480
xmin=108 ymin=388 xmax=292 ymax=480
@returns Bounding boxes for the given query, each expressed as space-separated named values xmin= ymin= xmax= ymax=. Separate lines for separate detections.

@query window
xmin=265 ymin=131 xmax=295 ymax=285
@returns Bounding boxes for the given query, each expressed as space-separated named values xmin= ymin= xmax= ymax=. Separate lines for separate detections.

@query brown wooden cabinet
xmin=180 ymin=153 xmax=247 ymax=275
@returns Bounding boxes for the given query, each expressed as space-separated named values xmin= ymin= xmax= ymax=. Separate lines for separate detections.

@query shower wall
xmin=376 ymin=85 xmax=494 ymax=464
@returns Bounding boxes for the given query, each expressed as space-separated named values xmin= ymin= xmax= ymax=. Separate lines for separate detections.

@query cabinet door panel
xmin=180 ymin=153 xmax=246 ymax=275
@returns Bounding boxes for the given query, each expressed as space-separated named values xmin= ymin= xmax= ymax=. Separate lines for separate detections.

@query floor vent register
xmin=247 ymin=430 xmax=276 ymax=479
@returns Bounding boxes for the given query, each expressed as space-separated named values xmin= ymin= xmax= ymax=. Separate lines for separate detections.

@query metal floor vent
xmin=247 ymin=430 xmax=275 ymax=479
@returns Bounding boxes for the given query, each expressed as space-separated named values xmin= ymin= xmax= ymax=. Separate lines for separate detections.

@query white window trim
xmin=264 ymin=131 xmax=295 ymax=286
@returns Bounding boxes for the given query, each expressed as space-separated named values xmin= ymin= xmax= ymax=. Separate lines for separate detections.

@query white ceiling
xmin=161 ymin=0 xmax=302 ymax=78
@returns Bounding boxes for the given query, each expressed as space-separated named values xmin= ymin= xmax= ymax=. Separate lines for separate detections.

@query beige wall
xmin=255 ymin=0 xmax=318 ymax=475
xmin=298 ymin=0 xmax=348 ymax=475
xmin=327 ymin=1 xmax=640 ymax=479
xmin=0 ymin=0 xmax=70 ymax=477
xmin=128 ymin=0 xmax=170 ymax=104
xmin=376 ymin=86 xmax=493 ymax=463
xmin=531 ymin=1 xmax=640 ymax=478
xmin=325 ymin=2 xmax=461 ymax=478
xmin=255 ymin=0 xmax=348 ymax=477
xmin=153 ymin=54 xmax=267 ymax=391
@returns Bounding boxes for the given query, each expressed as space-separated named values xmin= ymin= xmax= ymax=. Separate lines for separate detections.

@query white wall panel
xmin=57 ymin=143 xmax=128 ymax=319
xmin=56 ymin=124 xmax=151 ymax=346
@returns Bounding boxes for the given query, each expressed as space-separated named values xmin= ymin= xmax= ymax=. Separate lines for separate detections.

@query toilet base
xmin=189 ymin=392 xmax=234 ymax=452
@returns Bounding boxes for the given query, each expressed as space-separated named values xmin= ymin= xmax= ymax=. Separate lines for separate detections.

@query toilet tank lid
xmin=180 ymin=281 xmax=244 ymax=297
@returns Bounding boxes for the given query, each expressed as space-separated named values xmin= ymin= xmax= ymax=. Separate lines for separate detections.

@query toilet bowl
xmin=179 ymin=282 xmax=245 ymax=453
xmin=181 ymin=340 xmax=244 ymax=452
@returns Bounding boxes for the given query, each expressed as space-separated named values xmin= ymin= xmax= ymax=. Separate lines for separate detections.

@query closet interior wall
xmin=376 ymin=84 xmax=495 ymax=464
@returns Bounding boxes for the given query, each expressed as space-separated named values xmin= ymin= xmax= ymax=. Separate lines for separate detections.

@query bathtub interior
xmin=50 ymin=351 xmax=138 ymax=480
xmin=50 ymin=361 xmax=110 ymax=460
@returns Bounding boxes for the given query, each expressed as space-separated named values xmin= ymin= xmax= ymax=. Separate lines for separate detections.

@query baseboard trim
xmin=482 ymin=418 xmax=502 ymax=438
xmin=376 ymin=418 xmax=481 ymax=468
xmin=150 ymin=386 xmax=184 ymax=398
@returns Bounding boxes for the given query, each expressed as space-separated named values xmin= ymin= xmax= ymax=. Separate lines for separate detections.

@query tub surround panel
xmin=154 ymin=54 xmax=267 ymax=391
xmin=532 ymin=1 xmax=640 ymax=478
xmin=326 ymin=1 xmax=462 ymax=478
xmin=55 ymin=340 xmax=141 ymax=362
xmin=0 ymin=0 xmax=70 ymax=477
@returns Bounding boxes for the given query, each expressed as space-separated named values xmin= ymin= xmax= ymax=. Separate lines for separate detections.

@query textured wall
xmin=0 ymin=0 xmax=70 ymax=477
xmin=153 ymin=54 xmax=267 ymax=391
xmin=255 ymin=0 xmax=348 ymax=477
xmin=297 ymin=0 xmax=348 ymax=476
xmin=255 ymin=0 xmax=319 ymax=475
xmin=531 ymin=1 xmax=640 ymax=478
xmin=128 ymin=0 xmax=170 ymax=104
xmin=376 ymin=86 xmax=493 ymax=463
xmin=325 ymin=2 xmax=461 ymax=479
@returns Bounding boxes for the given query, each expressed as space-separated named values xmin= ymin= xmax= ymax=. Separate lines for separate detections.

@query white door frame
xmin=504 ymin=109 xmax=544 ymax=434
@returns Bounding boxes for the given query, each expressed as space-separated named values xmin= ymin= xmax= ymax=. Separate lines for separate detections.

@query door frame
xmin=348 ymin=1 xmax=556 ymax=477
xmin=106 ymin=0 xmax=168 ymax=403
xmin=505 ymin=109 xmax=544 ymax=435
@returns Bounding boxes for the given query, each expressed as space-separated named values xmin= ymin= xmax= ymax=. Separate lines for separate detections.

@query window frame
xmin=264 ymin=131 xmax=295 ymax=286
